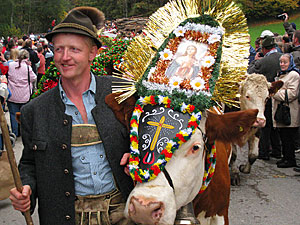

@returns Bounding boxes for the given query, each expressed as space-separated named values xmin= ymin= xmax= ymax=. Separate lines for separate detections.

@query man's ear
xmin=105 ymin=93 xmax=136 ymax=132
xmin=89 ymin=45 xmax=98 ymax=62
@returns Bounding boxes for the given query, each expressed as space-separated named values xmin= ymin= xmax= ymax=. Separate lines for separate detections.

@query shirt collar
xmin=265 ymin=48 xmax=277 ymax=57
xmin=59 ymin=73 xmax=96 ymax=102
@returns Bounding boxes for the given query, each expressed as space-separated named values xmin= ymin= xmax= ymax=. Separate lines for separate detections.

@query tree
xmin=236 ymin=0 xmax=299 ymax=19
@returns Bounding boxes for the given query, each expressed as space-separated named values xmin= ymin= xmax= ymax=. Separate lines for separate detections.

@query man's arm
xmin=247 ymin=53 xmax=264 ymax=74
xmin=283 ymin=13 xmax=295 ymax=40
xmin=10 ymin=106 xmax=37 ymax=214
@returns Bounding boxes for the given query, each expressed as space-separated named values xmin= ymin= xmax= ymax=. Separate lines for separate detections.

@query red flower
xmin=151 ymin=165 xmax=160 ymax=176
xmin=188 ymin=121 xmax=198 ymax=129
xmin=189 ymin=105 xmax=195 ymax=112
xmin=176 ymin=133 xmax=186 ymax=142
xmin=134 ymin=171 xmax=142 ymax=183
xmin=150 ymin=95 xmax=156 ymax=105
xmin=161 ymin=149 xmax=172 ymax=158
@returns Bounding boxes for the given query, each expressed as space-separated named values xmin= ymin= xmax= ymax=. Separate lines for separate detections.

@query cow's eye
xmin=193 ymin=144 xmax=200 ymax=151
xmin=246 ymin=95 xmax=250 ymax=99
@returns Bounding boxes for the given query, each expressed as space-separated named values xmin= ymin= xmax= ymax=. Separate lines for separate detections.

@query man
xmin=22 ymin=39 xmax=40 ymax=74
xmin=9 ymin=7 xmax=134 ymax=225
xmin=288 ymin=30 xmax=300 ymax=68
xmin=282 ymin=13 xmax=296 ymax=42
xmin=248 ymin=36 xmax=282 ymax=160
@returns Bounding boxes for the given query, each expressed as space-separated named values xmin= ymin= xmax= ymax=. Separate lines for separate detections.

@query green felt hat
xmin=46 ymin=6 xmax=104 ymax=48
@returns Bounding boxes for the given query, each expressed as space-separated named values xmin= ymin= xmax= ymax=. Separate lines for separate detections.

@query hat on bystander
xmin=262 ymin=35 xmax=275 ymax=48
xmin=260 ymin=30 xmax=274 ymax=38
xmin=45 ymin=6 xmax=105 ymax=48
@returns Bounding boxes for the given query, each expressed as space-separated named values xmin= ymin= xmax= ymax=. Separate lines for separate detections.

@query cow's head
xmin=124 ymin=108 xmax=258 ymax=225
xmin=239 ymin=73 xmax=283 ymax=127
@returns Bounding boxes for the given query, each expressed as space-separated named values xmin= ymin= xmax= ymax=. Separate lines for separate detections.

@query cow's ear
xmin=205 ymin=109 xmax=258 ymax=146
xmin=238 ymin=80 xmax=245 ymax=94
xmin=269 ymin=80 xmax=284 ymax=95
xmin=105 ymin=93 xmax=136 ymax=132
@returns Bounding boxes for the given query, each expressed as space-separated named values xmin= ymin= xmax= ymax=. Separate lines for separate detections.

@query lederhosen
xmin=71 ymin=124 xmax=133 ymax=225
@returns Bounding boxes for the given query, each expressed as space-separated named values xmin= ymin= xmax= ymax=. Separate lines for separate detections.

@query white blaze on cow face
xmin=125 ymin=125 xmax=207 ymax=225
xmin=239 ymin=74 xmax=269 ymax=128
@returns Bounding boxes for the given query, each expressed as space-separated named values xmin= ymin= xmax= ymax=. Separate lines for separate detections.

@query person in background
xmin=6 ymin=49 xmax=36 ymax=137
xmin=282 ymin=13 xmax=296 ymax=42
xmin=248 ymin=36 xmax=282 ymax=160
xmin=36 ymin=46 xmax=45 ymax=86
xmin=272 ymin=54 xmax=300 ymax=168
xmin=0 ymin=43 xmax=8 ymax=75
xmin=16 ymin=39 xmax=24 ymax=50
xmin=255 ymin=37 xmax=261 ymax=52
xmin=4 ymin=39 xmax=15 ymax=61
xmin=0 ymin=75 xmax=14 ymax=151
xmin=4 ymin=48 xmax=19 ymax=66
xmin=22 ymin=39 xmax=40 ymax=74
xmin=43 ymin=44 xmax=54 ymax=69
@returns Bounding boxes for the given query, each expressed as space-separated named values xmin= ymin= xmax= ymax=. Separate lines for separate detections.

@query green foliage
xmin=236 ymin=0 xmax=299 ymax=19
xmin=0 ymin=24 xmax=22 ymax=39
xmin=0 ymin=0 xmax=169 ymax=34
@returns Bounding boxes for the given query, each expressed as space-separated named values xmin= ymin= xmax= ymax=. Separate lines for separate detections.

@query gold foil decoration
xmin=113 ymin=0 xmax=250 ymax=108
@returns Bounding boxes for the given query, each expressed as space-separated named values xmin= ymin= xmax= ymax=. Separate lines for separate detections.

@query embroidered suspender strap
xmin=71 ymin=124 xmax=102 ymax=147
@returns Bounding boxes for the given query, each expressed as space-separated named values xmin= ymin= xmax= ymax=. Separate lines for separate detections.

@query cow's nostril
xmin=152 ymin=205 xmax=163 ymax=220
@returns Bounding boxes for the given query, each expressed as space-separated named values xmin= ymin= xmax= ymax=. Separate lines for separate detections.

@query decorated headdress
xmin=110 ymin=0 xmax=249 ymax=188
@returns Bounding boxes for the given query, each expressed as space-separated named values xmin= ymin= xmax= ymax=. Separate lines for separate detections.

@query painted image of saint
xmin=165 ymin=41 xmax=208 ymax=80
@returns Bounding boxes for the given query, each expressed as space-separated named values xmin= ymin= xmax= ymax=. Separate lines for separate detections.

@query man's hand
xmin=9 ymin=185 xmax=32 ymax=212
xmin=120 ymin=153 xmax=130 ymax=176
xmin=254 ymin=52 xmax=263 ymax=60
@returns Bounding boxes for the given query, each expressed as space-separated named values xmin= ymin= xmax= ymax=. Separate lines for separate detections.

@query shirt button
xmin=75 ymin=111 xmax=78 ymax=115
xmin=63 ymin=120 xmax=68 ymax=125
xmin=64 ymin=169 xmax=69 ymax=174
xmin=65 ymin=215 xmax=71 ymax=220
xmin=32 ymin=145 xmax=37 ymax=151
xmin=61 ymin=144 xmax=67 ymax=150
xmin=65 ymin=192 xmax=70 ymax=197
xmin=93 ymin=172 xmax=97 ymax=175
xmin=100 ymin=155 xmax=103 ymax=158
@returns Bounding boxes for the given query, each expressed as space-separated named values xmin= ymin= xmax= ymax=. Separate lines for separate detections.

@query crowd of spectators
xmin=248 ymin=12 xmax=300 ymax=173
xmin=0 ymin=33 xmax=54 ymax=151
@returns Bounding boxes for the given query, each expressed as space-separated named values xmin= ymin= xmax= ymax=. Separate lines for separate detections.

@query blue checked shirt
xmin=59 ymin=74 xmax=115 ymax=196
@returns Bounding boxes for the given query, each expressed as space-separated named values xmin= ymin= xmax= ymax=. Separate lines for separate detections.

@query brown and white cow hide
xmin=124 ymin=109 xmax=258 ymax=225
xmin=229 ymin=73 xmax=283 ymax=185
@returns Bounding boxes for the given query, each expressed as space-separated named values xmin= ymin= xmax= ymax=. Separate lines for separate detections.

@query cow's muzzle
xmin=128 ymin=196 xmax=165 ymax=225
xmin=253 ymin=118 xmax=266 ymax=128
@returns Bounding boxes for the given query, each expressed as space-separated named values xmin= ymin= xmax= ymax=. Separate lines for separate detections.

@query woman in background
xmin=7 ymin=49 xmax=36 ymax=137
xmin=272 ymin=54 xmax=300 ymax=168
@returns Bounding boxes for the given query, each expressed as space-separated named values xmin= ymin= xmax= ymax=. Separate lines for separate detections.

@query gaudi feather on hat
xmin=109 ymin=0 xmax=250 ymax=188
xmin=45 ymin=6 xmax=105 ymax=48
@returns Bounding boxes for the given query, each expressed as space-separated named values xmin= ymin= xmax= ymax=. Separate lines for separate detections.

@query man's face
xmin=53 ymin=33 xmax=97 ymax=81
